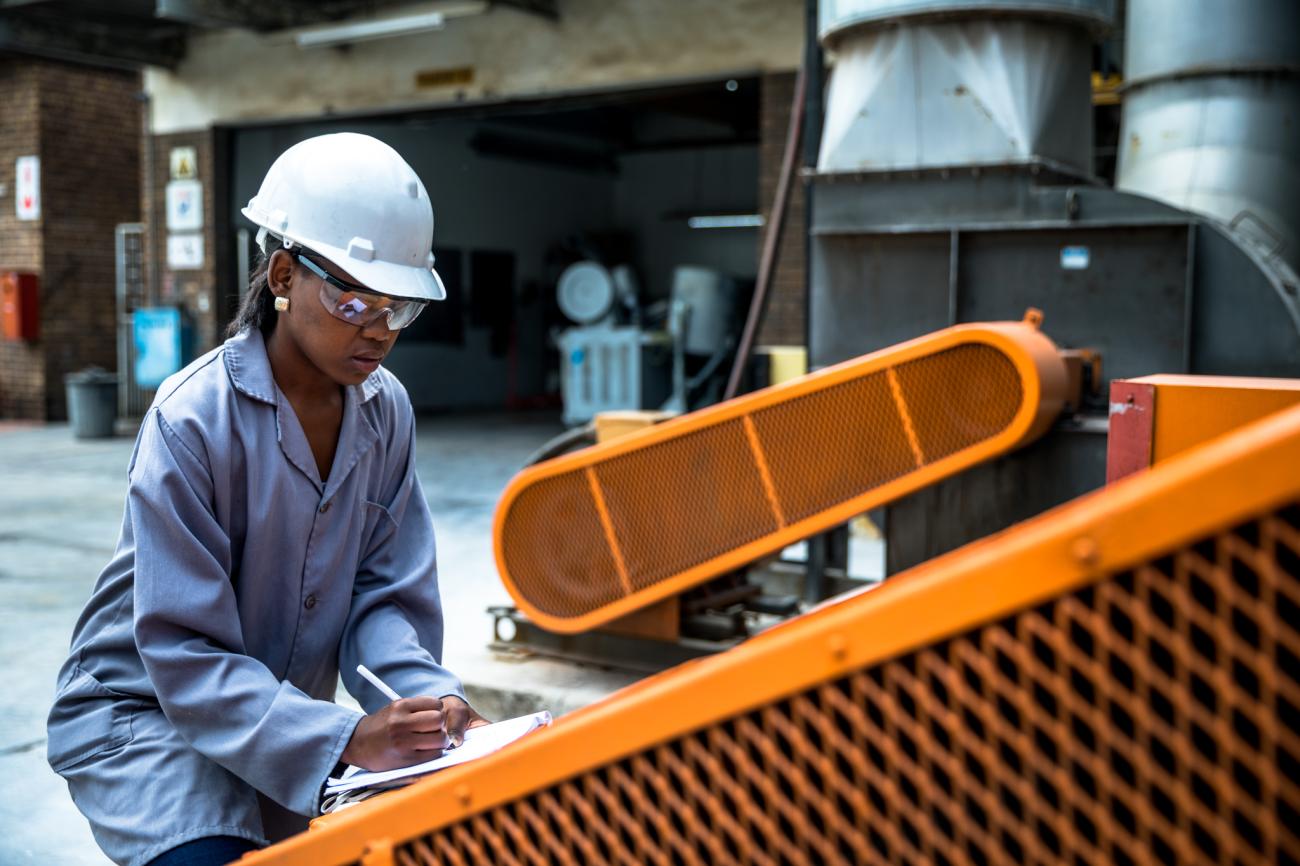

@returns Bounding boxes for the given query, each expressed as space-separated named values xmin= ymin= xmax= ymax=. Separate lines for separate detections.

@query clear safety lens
xmin=319 ymin=281 xmax=424 ymax=330
xmin=299 ymin=255 xmax=426 ymax=330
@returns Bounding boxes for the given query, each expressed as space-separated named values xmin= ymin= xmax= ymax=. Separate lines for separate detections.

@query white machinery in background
xmin=556 ymin=261 xmax=668 ymax=426
xmin=660 ymin=266 xmax=740 ymax=414
xmin=555 ymin=261 xmax=741 ymax=426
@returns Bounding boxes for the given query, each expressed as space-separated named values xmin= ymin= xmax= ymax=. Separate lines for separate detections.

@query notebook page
xmin=325 ymin=710 xmax=551 ymax=794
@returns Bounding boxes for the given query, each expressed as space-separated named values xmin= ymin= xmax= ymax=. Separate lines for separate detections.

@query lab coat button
xmin=304 ymin=594 xmax=317 ymax=609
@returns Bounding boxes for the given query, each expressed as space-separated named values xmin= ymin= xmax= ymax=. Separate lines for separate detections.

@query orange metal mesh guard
xmin=494 ymin=320 xmax=1067 ymax=633
xmin=245 ymin=397 xmax=1300 ymax=866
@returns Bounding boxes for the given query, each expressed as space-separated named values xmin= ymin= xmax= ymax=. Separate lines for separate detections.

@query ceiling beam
xmin=154 ymin=0 xmax=413 ymax=31
xmin=0 ymin=11 xmax=185 ymax=68
xmin=493 ymin=0 xmax=558 ymax=21
xmin=157 ymin=0 xmax=555 ymax=31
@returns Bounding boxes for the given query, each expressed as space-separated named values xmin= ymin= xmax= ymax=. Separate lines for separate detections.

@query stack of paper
xmin=322 ymin=710 xmax=552 ymax=813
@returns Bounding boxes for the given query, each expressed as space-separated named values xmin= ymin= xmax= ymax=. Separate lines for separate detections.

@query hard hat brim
xmin=243 ymin=206 xmax=447 ymax=302
xmin=300 ymin=237 xmax=447 ymax=303
xmin=339 ymin=251 xmax=447 ymax=303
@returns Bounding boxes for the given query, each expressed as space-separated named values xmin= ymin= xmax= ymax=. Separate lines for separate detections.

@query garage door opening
xmin=224 ymin=75 xmax=762 ymax=415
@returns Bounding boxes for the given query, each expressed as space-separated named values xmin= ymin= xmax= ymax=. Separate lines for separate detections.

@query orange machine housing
xmin=1 ymin=271 xmax=39 ymax=342
xmin=243 ymin=387 xmax=1300 ymax=866
xmin=1107 ymin=374 xmax=1300 ymax=482
xmin=493 ymin=318 xmax=1068 ymax=634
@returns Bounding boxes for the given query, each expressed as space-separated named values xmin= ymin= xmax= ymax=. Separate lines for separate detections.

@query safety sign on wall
xmin=165 ymin=179 xmax=204 ymax=231
xmin=169 ymin=146 xmax=197 ymax=180
xmin=15 ymin=155 xmax=39 ymax=221
xmin=167 ymin=233 xmax=205 ymax=270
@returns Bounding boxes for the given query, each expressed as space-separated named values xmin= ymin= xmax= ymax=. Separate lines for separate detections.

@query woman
xmin=47 ymin=132 xmax=486 ymax=866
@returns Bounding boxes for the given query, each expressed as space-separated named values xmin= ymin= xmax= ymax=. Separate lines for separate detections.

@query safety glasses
xmin=297 ymin=254 xmax=426 ymax=331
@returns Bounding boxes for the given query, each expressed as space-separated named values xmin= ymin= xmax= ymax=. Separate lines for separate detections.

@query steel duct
xmin=1117 ymin=0 xmax=1300 ymax=274
xmin=819 ymin=0 xmax=1113 ymax=34
xmin=817 ymin=0 xmax=1114 ymax=174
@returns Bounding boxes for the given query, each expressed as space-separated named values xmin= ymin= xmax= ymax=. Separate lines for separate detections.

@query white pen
xmin=356 ymin=664 xmax=402 ymax=702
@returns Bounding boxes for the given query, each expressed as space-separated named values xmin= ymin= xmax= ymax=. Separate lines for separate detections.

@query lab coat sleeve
xmin=131 ymin=410 xmax=363 ymax=816
xmin=339 ymin=413 xmax=465 ymax=713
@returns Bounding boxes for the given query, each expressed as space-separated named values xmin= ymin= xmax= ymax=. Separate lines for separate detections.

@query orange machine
xmin=1108 ymin=374 xmax=1300 ymax=482
xmin=244 ymin=386 xmax=1300 ymax=866
xmin=494 ymin=316 xmax=1067 ymax=634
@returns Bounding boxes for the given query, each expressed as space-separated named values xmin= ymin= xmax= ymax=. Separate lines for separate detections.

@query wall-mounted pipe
xmin=816 ymin=0 xmax=1115 ymax=175
xmin=1116 ymin=0 xmax=1300 ymax=273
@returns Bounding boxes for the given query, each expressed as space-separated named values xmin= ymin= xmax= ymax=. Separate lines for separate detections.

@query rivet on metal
xmin=456 ymin=784 xmax=472 ymax=807
xmin=1071 ymin=536 xmax=1099 ymax=565
xmin=360 ymin=838 xmax=394 ymax=866
xmin=828 ymin=633 xmax=848 ymax=660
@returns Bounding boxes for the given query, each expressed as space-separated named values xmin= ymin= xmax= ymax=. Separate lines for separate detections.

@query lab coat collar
xmin=224 ymin=328 xmax=385 ymax=408
xmin=225 ymin=329 xmax=382 ymax=495
xmin=273 ymin=381 xmax=380 ymax=497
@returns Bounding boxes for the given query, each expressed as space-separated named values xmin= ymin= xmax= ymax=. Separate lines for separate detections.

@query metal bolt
xmin=456 ymin=784 xmax=472 ymax=806
xmin=1071 ymin=537 xmax=1099 ymax=566
xmin=828 ymin=633 xmax=848 ymax=660
xmin=361 ymin=839 xmax=394 ymax=866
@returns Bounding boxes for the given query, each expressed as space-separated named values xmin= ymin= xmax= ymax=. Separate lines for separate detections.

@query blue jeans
xmin=146 ymin=836 xmax=261 ymax=866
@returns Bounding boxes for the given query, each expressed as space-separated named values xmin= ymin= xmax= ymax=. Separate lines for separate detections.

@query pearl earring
xmin=274 ymin=297 xmax=290 ymax=312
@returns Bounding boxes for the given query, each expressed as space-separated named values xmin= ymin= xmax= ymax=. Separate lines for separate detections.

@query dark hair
xmin=226 ymin=243 xmax=279 ymax=339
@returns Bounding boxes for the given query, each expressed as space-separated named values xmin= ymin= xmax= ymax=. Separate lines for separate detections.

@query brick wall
xmin=0 ymin=57 xmax=140 ymax=421
xmin=144 ymin=129 xmax=220 ymax=352
xmin=0 ymin=61 xmax=46 ymax=418
xmin=756 ymin=71 xmax=807 ymax=349
xmin=39 ymin=62 xmax=142 ymax=419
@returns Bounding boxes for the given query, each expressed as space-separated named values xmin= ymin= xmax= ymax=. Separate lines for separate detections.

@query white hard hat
xmin=242 ymin=132 xmax=446 ymax=302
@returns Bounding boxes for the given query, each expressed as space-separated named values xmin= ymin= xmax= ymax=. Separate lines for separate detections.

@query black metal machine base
xmin=488 ymin=606 xmax=741 ymax=674
xmin=487 ymin=561 xmax=864 ymax=674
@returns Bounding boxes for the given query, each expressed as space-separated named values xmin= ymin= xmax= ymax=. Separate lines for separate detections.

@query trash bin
xmin=65 ymin=367 xmax=118 ymax=439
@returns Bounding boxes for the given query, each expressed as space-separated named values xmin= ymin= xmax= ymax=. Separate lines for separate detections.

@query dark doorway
xmin=223 ymin=76 xmax=761 ymax=410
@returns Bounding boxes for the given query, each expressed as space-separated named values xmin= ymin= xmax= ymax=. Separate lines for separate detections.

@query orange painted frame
xmin=242 ymin=394 xmax=1300 ymax=866
xmin=493 ymin=319 xmax=1067 ymax=633
xmin=1107 ymin=374 xmax=1300 ymax=483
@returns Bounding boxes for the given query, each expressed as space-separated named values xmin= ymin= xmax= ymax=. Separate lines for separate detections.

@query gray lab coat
xmin=47 ymin=328 xmax=464 ymax=866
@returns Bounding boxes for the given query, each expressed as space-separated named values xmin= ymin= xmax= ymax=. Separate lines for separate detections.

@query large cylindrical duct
xmin=1117 ymin=0 xmax=1300 ymax=273
xmin=817 ymin=0 xmax=1115 ymax=174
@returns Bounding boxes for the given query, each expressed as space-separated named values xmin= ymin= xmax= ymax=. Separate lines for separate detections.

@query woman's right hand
xmin=341 ymin=696 xmax=450 ymax=771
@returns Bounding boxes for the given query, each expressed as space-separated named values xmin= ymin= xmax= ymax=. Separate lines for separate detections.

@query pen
xmin=356 ymin=664 xmax=462 ymax=748
xmin=356 ymin=664 xmax=402 ymax=702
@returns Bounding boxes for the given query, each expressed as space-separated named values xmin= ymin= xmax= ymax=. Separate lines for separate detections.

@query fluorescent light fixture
xmin=687 ymin=214 xmax=766 ymax=230
xmin=296 ymin=12 xmax=446 ymax=48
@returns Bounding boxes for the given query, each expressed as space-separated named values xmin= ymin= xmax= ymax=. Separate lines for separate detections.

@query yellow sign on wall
xmin=170 ymin=146 xmax=197 ymax=180
xmin=415 ymin=66 xmax=474 ymax=89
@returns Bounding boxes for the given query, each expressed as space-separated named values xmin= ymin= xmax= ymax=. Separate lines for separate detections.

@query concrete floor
xmin=0 ymin=412 xmax=642 ymax=865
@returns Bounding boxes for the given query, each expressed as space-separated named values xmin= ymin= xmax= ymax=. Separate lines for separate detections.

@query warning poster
xmin=15 ymin=155 xmax=39 ymax=221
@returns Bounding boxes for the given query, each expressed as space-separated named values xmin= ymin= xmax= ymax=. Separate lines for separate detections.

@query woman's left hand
xmin=441 ymin=696 xmax=491 ymax=747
